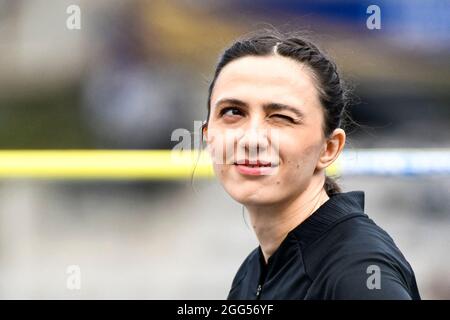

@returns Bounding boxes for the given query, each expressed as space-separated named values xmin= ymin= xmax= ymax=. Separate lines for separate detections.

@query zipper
xmin=256 ymin=284 xmax=262 ymax=299
xmin=256 ymin=248 xmax=269 ymax=300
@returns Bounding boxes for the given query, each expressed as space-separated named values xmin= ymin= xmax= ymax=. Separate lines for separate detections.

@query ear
xmin=316 ymin=128 xmax=346 ymax=171
xmin=202 ymin=122 xmax=208 ymax=142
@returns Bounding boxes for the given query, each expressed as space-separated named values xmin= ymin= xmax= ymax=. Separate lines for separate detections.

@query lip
xmin=233 ymin=159 xmax=278 ymax=176
xmin=235 ymin=159 xmax=273 ymax=166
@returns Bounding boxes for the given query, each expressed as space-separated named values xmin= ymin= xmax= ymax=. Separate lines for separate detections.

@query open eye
xmin=220 ymin=107 xmax=244 ymax=117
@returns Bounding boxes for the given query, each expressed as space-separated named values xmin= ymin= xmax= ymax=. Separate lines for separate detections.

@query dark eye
xmin=272 ymin=114 xmax=295 ymax=123
xmin=220 ymin=107 xmax=244 ymax=117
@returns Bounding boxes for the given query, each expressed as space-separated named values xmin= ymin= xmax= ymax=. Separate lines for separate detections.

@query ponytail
xmin=324 ymin=175 xmax=341 ymax=196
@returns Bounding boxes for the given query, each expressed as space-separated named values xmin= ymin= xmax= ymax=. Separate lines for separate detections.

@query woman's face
xmin=205 ymin=55 xmax=329 ymax=206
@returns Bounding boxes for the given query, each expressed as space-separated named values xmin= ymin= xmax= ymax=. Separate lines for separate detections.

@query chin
xmin=215 ymin=165 xmax=284 ymax=205
xmin=226 ymin=184 xmax=279 ymax=206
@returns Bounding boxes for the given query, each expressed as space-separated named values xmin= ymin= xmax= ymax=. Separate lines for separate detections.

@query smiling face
xmin=204 ymin=55 xmax=332 ymax=206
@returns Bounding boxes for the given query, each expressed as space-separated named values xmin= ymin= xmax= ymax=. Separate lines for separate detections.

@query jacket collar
xmin=258 ymin=190 xmax=366 ymax=272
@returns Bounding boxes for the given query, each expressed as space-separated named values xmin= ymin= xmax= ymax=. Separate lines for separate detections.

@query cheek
xmin=205 ymin=126 xmax=235 ymax=165
xmin=206 ymin=125 xmax=243 ymax=183
xmin=278 ymin=132 xmax=322 ymax=174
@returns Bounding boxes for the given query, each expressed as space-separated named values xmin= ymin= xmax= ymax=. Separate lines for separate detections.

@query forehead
xmin=211 ymin=55 xmax=321 ymax=110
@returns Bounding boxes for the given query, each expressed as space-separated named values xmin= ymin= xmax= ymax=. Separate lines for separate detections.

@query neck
xmin=245 ymin=176 xmax=330 ymax=265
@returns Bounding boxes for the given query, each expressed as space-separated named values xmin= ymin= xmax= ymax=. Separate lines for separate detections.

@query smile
xmin=233 ymin=159 xmax=278 ymax=176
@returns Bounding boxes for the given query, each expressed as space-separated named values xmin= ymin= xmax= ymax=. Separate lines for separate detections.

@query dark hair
xmin=204 ymin=30 xmax=353 ymax=196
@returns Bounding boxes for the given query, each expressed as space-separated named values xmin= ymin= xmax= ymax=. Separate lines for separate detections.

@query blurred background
xmin=0 ymin=0 xmax=449 ymax=299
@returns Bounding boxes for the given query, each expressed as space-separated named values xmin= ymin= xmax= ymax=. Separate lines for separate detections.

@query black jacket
xmin=227 ymin=191 xmax=421 ymax=300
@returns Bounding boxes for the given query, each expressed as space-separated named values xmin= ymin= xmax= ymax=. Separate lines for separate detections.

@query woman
xmin=201 ymin=30 xmax=421 ymax=300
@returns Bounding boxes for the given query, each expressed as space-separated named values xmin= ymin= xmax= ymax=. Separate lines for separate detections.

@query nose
xmin=237 ymin=121 xmax=270 ymax=160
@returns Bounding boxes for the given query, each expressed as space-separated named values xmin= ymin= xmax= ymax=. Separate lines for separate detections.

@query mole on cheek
xmin=276 ymin=181 xmax=280 ymax=185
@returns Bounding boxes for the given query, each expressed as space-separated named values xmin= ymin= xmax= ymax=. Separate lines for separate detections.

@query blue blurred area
xmin=234 ymin=0 xmax=450 ymax=47
xmin=235 ymin=0 xmax=371 ymax=24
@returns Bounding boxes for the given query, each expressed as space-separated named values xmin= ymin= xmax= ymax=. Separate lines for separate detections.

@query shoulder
xmin=304 ymin=214 xmax=420 ymax=299
xmin=229 ymin=247 xmax=259 ymax=291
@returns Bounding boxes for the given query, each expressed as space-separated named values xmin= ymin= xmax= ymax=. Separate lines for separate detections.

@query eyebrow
xmin=215 ymin=98 xmax=305 ymax=119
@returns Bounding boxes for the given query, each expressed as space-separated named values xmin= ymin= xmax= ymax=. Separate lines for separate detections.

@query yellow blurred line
xmin=0 ymin=150 xmax=339 ymax=179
